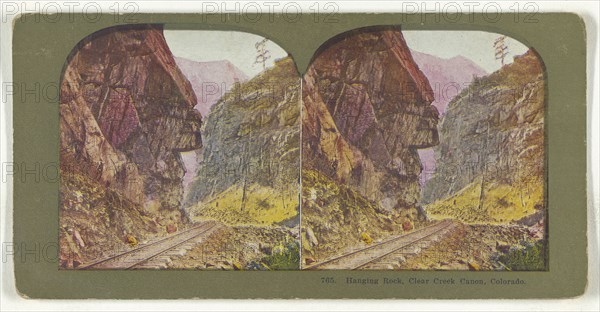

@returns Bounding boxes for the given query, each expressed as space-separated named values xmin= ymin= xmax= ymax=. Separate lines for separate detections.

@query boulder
xmin=72 ymin=229 xmax=86 ymax=248
xmin=402 ymin=220 xmax=414 ymax=232
xmin=361 ymin=232 xmax=373 ymax=244
xmin=126 ymin=234 xmax=138 ymax=246
xmin=166 ymin=224 xmax=178 ymax=234
xmin=467 ymin=261 xmax=480 ymax=271
xmin=495 ymin=241 xmax=511 ymax=254
xmin=305 ymin=227 xmax=319 ymax=247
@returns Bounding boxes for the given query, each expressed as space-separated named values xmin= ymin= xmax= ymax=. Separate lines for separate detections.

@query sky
xmin=164 ymin=30 xmax=288 ymax=78
xmin=164 ymin=30 xmax=529 ymax=77
xmin=403 ymin=31 xmax=529 ymax=73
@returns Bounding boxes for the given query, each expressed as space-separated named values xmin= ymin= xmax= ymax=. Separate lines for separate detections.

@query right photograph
xmin=301 ymin=27 xmax=546 ymax=271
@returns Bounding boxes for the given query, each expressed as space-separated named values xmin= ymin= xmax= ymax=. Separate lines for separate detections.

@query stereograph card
xmin=9 ymin=11 xmax=587 ymax=299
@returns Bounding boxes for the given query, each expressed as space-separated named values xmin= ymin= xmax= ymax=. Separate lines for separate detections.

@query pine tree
xmin=254 ymin=38 xmax=271 ymax=70
xmin=494 ymin=36 xmax=509 ymax=65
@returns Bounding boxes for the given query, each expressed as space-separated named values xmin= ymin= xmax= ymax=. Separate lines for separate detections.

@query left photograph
xmin=59 ymin=24 xmax=301 ymax=270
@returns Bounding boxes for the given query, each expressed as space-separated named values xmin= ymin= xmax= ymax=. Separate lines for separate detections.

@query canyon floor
xmin=76 ymin=214 xmax=545 ymax=272
xmin=167 ymin=223 xmax=300 ymax=270
xmin=396 ymin=222 xmax=544 ymax=271
xmin=162 ymin=218 xmax=545 ymax=271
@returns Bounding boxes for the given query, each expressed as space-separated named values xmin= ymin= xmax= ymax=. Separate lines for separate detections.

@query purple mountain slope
xmin=411 ymin=50 xmax=487 ymax=114
xmin=410 ymin=50 xmax=488 ymax=186
xmin=175 ymin=57 xmax=249 ymax=116
xmin=174 ymin=57 xmax=249 ymax=189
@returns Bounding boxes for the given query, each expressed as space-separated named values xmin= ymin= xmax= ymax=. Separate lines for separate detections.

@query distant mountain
xmin=174 ymin=57 xmax=249 ymax=116
xmin=410 ymin=50 xmax=487 ymax=114
xmin=174 ymin=57 xmax=249 ymax=190
xmin=410 ymin=50 xmax=488 ymax=185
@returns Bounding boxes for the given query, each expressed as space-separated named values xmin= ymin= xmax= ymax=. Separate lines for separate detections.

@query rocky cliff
xmin=59 ymin=24 xmax=202 ymax=266
xmin=301 ymin=27 xmax=439 ymax=260
xmin=422 ymin=50 xmax=545 ymax=224
xmin=184 ymin=57 xmax=300 ymax=226
xmin=410 ymin=50 xmax=488 ymax=184
xmin=174 ymin=57 xmax=249 ymax=190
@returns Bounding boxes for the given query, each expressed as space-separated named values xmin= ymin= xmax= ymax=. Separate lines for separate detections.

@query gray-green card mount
xmin=13 ymin=13 xmax=588 ymax=299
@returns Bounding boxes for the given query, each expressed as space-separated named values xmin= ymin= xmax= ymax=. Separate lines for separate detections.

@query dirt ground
xmin=167 ymin=220 xmax=542 ymax=271
xmin=168 ymin=224 xmax=299 ymax=270
xmin=397 ymin=222 xmax=537 ymax=270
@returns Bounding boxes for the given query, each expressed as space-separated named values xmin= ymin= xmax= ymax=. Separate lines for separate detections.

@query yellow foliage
xmin=126 ymin=234 xmax=138 ymax=246
xmin=427 ymin=179 xmax=544 ymax=224
xmin=190 ymin=183 xmax=298 ymax=226
xmin=361 ymin=232 xmax=373 ymax=244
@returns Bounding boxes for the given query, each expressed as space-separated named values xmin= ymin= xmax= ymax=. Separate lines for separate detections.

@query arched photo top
xmin=306 ymin=25 xmax=545 ymax=79
xmin=304 ymin=25 xmax=546 ymax=117
xmin=58 ymin=24 xmax=302 ymax=270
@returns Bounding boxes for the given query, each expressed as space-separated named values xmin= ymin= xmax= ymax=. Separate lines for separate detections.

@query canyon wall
xmin=303 ymin=28 xmax=438 ymax=213
xmin=301 ymin=27 xmax=439 ymax=259
xmin=422 ymin=50 xmax=545 ymax=224
xmin=184 ymin=57 xmax=301 ymax=226
xmin=60 ymin=24 xmax=202 ymax=265
xmin=410 ymin=50 xmax=488 ymax=184
xmin=174 ymin=57 xmax=249 ymax=190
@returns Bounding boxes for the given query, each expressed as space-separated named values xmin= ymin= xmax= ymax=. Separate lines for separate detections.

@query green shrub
xmin=498 ymin=240 xmax=547 ymax=271
xmin=262 ymin=241 xmax=300 ymax=270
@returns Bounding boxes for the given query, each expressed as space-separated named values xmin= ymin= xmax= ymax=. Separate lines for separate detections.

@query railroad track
xmin=80 ymin=220 xmax=219 ymax=269
xmin=303 ymin=219 xmax=455 ymax=270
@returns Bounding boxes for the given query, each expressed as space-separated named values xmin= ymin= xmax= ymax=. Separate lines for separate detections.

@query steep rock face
xmin=174 ymin=57 xmax=249 ymax=190
xmin=301 ymin=28 xmax=439 ymax=260
xmin=61 ymin=24 xmax=202 ymax=212
xmin=422 ymin=50 xmax=545 ymax=223
xmin=60 ymin=25 xmax=202 ymax=264
xmin=303 ymin=28 xmax=439 ymax=212
xmin=410 ymin=50 xmax=488 ymax=184
xmin=184 ymin=57 xmax=300 ymax=226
